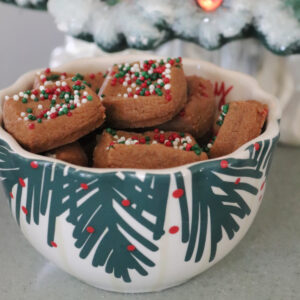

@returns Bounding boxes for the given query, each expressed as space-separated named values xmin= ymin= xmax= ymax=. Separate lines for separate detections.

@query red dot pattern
xmin=169 ymin=226 xmax=179 ymax=234
xmin=172 ymin=189 xmax=184 ymax=198
xmin=86 ymin=226 xmax=95 ymax=233
xmin=30 ymin=161 xmax=39 ymax=169
xmin=121 ymin=199 xmax=131 ymax=207
xmin=220 ymin=160 xmax=228 ymax=169
xmin=127 ymin=245 xmax=136 ymax=252
xmin=80 ymin=183 xmax=89 ymax=190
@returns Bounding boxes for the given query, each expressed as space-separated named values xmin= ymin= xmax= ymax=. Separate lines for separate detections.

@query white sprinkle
xmin=61 ymin=81 xmax=67 ymax=87
xmin=20 ymin=112 xmax=26 ymax=117
xmin=152 ymin=141 xmax=158 ymax=144
xmin=56 ymin=81 xmax=61 ymax=86
xmin=30 ymin=94 xmax=35 ymax=100
xmin=134 ymin=95 xmax=138 ymax=99
xmin=23 ymin=94 xmax=29 ymax=99
xmin=77 ymin=103 xmax=81 ymax=107
xmin=113 ymin=135 xmax=119 ymax=139
xmin=46 ymin=111 xmax=51 ymax=115
xmin=179 ymin=146 xmax=184 ymax=150
xmin=166 ymin=74 xmax=171 ymax=79
xmin=5 ymin=96 xmax=9 ymax=101
xmin=160 ymin=130 xmax=165 ymax=133
xmin=164 ymin=84 xmax=171 ymax=90
xmin=165 ymin=69 xmax=171 ymax=74
xmin=19 ymin=92 xmax=24 ymax=97
xmin=83 ymin=91 xmax=88 ymax=96
xmin=123 ymin=82 xmax=128 ymax=87
xmin=123 ymin=93 xmax=128 ymax=98
xmin=64 ymin=94 xmax=69 ymax=99
xmin=157 ymin=79 xmax=163 ymax=84
xmin=207 ymin=143 xmax=212 ymax=149
xmin=18 ymin=117 xmax=22 ymax=121
xmin=148 ymin=69 xmax=153 ymax=74
xmin=166 ymin=63 xmax=171 ymax=68
xmin=50 ymin=107 xmax=56 ymax=113
xmin=40 ymin=74 xmax=46 ymax=80
xmin=13 ymin=95 xmax=19 ymax=101
xmin=60 ymin=75 xmax=66 ymax=80
xmin=174 ymin=146 xmax=178 ymax=149
xmin=127 ymin=87 xmax=132 ymax=92
xmin=39 ymin=85 xmax=45 ymax=91
xmin=131 ymin=83 xmax=136 ymax=88
xmin=82 ymin=99 xmax=87 ymax=104
xmin=55 ymin=104 xmax=60 ymax=109
xmin=149 ymin=84 xmax=155 ymax=90
xmin=117 ymin=93 xmax=121 ymax=97
xmin=24 ymin=117 xmax=29 ymax=121
xmin=38 ymin=104 xmax=43 ymax=109
xmin=125 ymin=139 xmax=132 ymax=145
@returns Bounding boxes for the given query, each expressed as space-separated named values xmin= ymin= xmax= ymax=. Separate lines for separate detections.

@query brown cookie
xmin=33 ymin=68 xmax=104 ymax=94
xmin=3 ymin=78 xmax=106 ymax=153
xmin=208 ymin=100 xmax=268 ymax=158
xmin=158 ymin=75 xmax=216 ymax=138
xmin=93 ymin=128 xmax=207 ymax=169
xmin=100 ymin=58 xmax=187 ymax=128
xmin=45 ymin=141 xmax=88 ymax=166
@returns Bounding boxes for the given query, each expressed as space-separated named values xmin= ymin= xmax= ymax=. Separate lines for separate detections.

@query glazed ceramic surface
xmin=0 ymin=56 xmax=280 ymax=293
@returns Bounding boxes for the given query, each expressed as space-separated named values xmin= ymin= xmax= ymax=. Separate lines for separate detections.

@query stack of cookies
xmin=2 ymin=58 xmax=268 ymax=169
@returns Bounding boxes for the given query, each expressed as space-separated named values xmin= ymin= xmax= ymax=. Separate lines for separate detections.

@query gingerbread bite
xmin=158 ymin=75 xmax=216 ymax=139
xmin=33 ymin=68 xmax=105 ymax=94
xmin=99 ymin=58 xmax=187 ymax=128
xmin=3 ymin=79 xmax=106 ymax=153
xmin=208 ymin=100 xmax=268 ymax=158
xmin=45 ymin=141 xmax=88 ymax=166
xmin=93 ymin=128 xmax=207 ymax=169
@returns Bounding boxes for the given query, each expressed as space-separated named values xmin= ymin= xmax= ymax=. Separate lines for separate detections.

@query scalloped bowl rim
xmin=0 ymin=55 xmax=281 ymax=174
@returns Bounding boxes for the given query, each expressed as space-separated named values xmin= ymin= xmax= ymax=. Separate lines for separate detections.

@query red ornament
xmin=81 ymin=183 xmax=89 ymax=190
xmin=197 ymin=0 xmax=223 ymax=12
xmin=169 ymin=226 xmax=179 ymax=234
xmin=21 ymin=206 xmax=28 ymax=215
xmin=51 ymin=241 xmax=57 ymax=248
xmin=220 ymin=160 xmax=228 ymax=169
xmin=173 ymin=188 xmax=184 ymax=198
xmin=122 ymin=199 xmax=131 ymax=207
xmin=127 ymin=245 xmax=136 ymax=252
xmin=86 ymin=226 xmax=95 ymax=233
xmin=30 ymin=161 xmax=38 ymax=169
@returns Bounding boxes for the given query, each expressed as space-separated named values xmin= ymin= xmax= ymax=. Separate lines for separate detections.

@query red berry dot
xmin=254 ymin=143 xmax=260 ymax=151
xmin=173 ymin=188 xmax=184 ymax=198
xmin=127 ymin=245 xmax=136 ymax=252
xmin=235 ymin=178 xmax=241 ymax=185
xmin=86 ymin=226 xmax=95 ymax=233
xmin=81 ymin=183 xmax=89 ymax=190
xmin=21 ymin=206 xmax=28 ymax=215
xmin=51 ymin=241 xmax=57 ymax=248
xmin=19 ymin=178 xmax=26 ymax=187
xmin=30 ymin=161 xmax=38 ymax=169
xmin=169 ymin=226 xmax=179 ymax=234
xmin=220 ymin=160 xmax=229 ymax=169
xmin=122 ymin=199 xmax=131 ymax=207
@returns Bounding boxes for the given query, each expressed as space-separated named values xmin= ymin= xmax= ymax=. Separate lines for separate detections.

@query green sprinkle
xmin=180 ymin=132 xmax=185 ymax=137
xmin=34 ymin=97 xmax=39 ymax=102
xmin=72 ymin=77 xmax=77 ymax=82
xmin=87 ymin=95 xmax=93 ymax=101
xmin=83 ymin=80 xmax=88 ymax=85
xmin=115 ymin=73 xmax=120 ymax=78
xmin=44 ymin=114 xmax=48 ymax=118
xmin=144 ymin=60 xmax=149 ymax=64
xmin=65 ymin=99 xmax=70 ymax=104
xmin=222 ymin=104 xmax=229 ymax=113
xmin=47 ymin=74 xmax=59 ymax=81
xmin=37 ymin=118 xmax=42 ymax=123
xmin=75 ymin=73 xmax=84 ymax=80
xmin=160 ymin=82 xmax=164 ymax=87
xmin=145 ymin=136 xmax=151 ymax=141
xmin=151 ymin=63 xmax=156 ymax=68
xmin=216 ymin=120 xmax=223 ymax=126
xmin=176 ymin=58 xmax=181 ymax=63
xmin=101 ymin=94 xmax=105 ymax=98
xmin=134 ymin=72 xmax=140 ymax=77
xmin=81 ymin=85 xmax=86 ymax=90
xmin=22 ymin=98 xmax=27 ymax=103
xmin=195 ymin=149 xmax=202 ymax=156
xmin=58 ymin=111 xmax=64 ymax=116
xmin=44 ymin=94 xmax=49 ymax=100
xmin=28 ymin=114 xmax=34 ymax=120
xmin=51 ymin=100 xmax=56 ymax=105
xmin=136 ymin=79 xmax=142 ymax=85
xmin=106 ymin=128 xmax=112 ymax=134
xmin=96 ymin=88 xmax=100 ymax=94
xmin=118 ymin=141 xmax=125 ymax=144
xmin=176 ymin=65 xmax=181 ymax=68
xmin=27 ymin=108 xmax=33 ymax=113
xmin=70 ymin=104 xmax=75 ymax=110
xmin=167 ymin=57 xmax=171 ymax=62
xmin=25 ymin=90 xmax=31 ymax=95
xmin=63 ymin=107 xmax=68 ymax=114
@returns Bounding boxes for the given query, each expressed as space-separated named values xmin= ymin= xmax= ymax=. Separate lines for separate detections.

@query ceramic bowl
xmin=0 ymin=56 xmax=280 ymax=293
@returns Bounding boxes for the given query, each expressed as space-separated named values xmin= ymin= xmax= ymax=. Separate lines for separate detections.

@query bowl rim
xmin=0 ymin=55 xmax=281 ymax=175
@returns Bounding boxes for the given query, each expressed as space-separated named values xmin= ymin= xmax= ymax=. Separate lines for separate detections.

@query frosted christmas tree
xmin=1 ymin=0 xmax=300 ymax=144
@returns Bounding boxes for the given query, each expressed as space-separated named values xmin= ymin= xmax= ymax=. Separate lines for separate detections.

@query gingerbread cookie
xmin=33 ymin=68 xmax=104 ymax=94
xmin=3 ymin=79 xmax=106 ymax=153
xmin=45 ymin=141 xmax=88 ymax=166
xmin=208 ymin=101 xmax=268 ymax=158
xmin=99 ymin=58 xmax=187 ymax=128
xmin=158 ymin=76 xmax=216 ymax=138
xmin=93 ymin=128 xmax=207 ymax=169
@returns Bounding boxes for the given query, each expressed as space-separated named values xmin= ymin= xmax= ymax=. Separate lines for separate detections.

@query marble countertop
xmin=0 ymin=146 xmax=299 ymax=300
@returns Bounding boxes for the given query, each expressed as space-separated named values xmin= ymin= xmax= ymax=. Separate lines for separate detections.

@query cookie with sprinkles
xmin=33 ymin=68 xmax=105 ymax=94
xmin=99 ymin=58 xmax=187 ymax=128
xmin=93 ymin=128 xmax=207 ymax=169
xmin=3 ymin=78 xmax=106 ymax=153
xmin=158 ymin=76 xmax=216 ymax=139
xmin=209 ymin=100 xmax=268 ymax=158
xmin=44 ymin=141 xmax=88 ymax=167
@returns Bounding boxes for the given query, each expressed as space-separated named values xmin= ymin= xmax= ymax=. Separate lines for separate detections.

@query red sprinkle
xmin=122 ymin=199 xmax=131 ymax=207
xmin=169 ymin=226 xmax=179 ymax=234
xmin=127 ymin=245 xmax=136 ymax=252
xmin=45 ymin=68 xmax=51 ymax=74
xmin=28 ymin=123 xmax=35 ymax=130
xmin=179 ymin=110 xmax=185 ymax=117
xmin=165 ymin=94 xmax=172 ymax=101
xmin=89 ymin=73 xmax=95 ymax=79
xmin=154 ymin=128 xmax=159 ymax=133
xmin=165 ymin=141 xmax=172 ymax=147
xmin=139 ymin=138 xmax=146 ymax=144
xmin=67 ymin=112 xmax=72 ymax=117
xmin=173 ymin=188 xmax=184 ymax=198
xmin=185 ymin=144 xmax=192 ymax=151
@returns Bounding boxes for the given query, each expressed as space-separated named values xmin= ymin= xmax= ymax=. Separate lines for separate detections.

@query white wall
xmin=0 ymin=3 xmax=64 ymax=89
